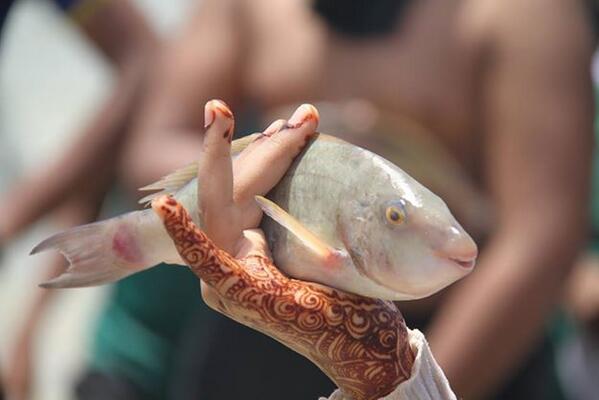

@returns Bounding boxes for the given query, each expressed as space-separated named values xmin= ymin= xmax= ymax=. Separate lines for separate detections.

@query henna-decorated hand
xmin=153 ymin=101 xmax=415 ymax=400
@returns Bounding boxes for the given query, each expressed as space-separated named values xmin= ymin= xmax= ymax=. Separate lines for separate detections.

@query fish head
xmin=338 ymin=157 xmax=478 ymax=300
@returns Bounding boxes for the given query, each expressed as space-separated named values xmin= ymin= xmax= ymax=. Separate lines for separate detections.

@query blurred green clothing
xmin=89 ymin=265 xmax=206 ymax=399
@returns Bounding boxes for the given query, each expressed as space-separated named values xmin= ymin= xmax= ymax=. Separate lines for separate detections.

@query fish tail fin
xmin=31 ymin=210 xmax=155 ymax=288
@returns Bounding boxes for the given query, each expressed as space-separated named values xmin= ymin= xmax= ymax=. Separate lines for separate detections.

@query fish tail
xmin=31 ymin=210 xmax=161 ymax=288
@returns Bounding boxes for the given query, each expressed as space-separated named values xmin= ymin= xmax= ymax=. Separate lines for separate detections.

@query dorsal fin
xmin=138 ymin=133 xmax=260 ymax=204
xmin=138 ymin=162 xmax=198 ymax=199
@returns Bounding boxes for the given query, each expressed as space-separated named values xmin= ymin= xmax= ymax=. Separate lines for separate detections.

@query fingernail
xmin=204 ymin=99 xmax=233 ymax=129
xmin=288 ymin=104 xmax=319 ymax=129
xmin=204 ymin=102 xmax=215 ymax=129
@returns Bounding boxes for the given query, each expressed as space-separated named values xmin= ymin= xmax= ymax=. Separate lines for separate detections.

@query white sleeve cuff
xmin=321 ymin=329 xmax=456 ymax=400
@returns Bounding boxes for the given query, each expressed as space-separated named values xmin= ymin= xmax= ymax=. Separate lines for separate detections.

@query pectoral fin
xmin=255 ymin=196 xmax=346 ymax=266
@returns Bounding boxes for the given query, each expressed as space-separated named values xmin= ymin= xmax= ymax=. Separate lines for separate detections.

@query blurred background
xmin=1 ymin=0 xmax=599 ymax=399
xmin=0 ymin=1 xmax=194 ymax=399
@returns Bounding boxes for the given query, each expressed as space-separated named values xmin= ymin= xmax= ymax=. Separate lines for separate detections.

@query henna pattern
xmin=154 ymin=196 xmax=415 ymax=400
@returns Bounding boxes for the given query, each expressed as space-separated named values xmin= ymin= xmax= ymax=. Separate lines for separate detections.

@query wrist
xmin=326 ymin=330 xmax=456 ymax=400
xmin=333 ymin=328 xmax=415 ymax=400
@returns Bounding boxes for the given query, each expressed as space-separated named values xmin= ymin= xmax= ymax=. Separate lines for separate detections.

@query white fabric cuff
xmin=321 ymin=329 xmax=456 ymax=400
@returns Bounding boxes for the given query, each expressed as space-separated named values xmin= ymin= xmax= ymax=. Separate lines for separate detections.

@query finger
xmin=233 ymin=104 xmax=319 ymax=225
xmin=198 ymin=99 xmax=238 ymax=250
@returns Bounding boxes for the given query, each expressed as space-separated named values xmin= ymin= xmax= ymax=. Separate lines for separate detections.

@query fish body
xmin=32 ymin=134 xmax=477 ymax=300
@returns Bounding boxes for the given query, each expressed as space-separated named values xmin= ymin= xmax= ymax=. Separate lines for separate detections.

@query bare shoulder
xmin=461 ymin=0 xmax=595 ymax=55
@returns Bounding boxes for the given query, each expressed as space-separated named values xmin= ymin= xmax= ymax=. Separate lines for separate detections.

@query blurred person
xmin=113 ymin=0 xmax=596 ymax=398
xmin=0 ymin=0 xmax=158 ymax=399
xmin=0 ymin=0 xmax=157 ymax=243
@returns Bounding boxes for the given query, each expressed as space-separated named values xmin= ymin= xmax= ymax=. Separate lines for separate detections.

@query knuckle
xmin=264 ymin=132 xmax=288 ymax=149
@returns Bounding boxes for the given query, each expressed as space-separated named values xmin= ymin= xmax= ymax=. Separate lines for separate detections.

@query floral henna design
xmin=153 ymin=196 xmax=415 ymax=400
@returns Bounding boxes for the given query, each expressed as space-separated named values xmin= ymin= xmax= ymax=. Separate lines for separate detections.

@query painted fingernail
xmin=287 ymin=104 xmax=319 ymax=129
xmin=204 ymin=99 xmax=233 ymax=129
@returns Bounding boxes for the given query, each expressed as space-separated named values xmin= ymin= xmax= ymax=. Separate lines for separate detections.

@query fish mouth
xmin=448 ymin=256 xmax=476 ymax=270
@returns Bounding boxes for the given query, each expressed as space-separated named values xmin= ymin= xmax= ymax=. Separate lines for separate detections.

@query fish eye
xmin=385 ymin=202 xmax=407 ymax=225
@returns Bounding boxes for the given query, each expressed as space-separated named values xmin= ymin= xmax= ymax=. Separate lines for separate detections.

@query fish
xmin=30 ymin=133 xmax=477 ymax=300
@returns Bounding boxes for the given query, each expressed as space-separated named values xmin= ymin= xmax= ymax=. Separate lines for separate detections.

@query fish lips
xmin=347 ymin=244 xmax=474 ymax=300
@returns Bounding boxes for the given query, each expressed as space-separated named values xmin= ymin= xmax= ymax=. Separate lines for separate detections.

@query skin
xmin=153 ymin=102 xmax=415 ymax=400
xmin=117 ymin=0 xmax=595 ymax=397
xmin=0 ymin=1 xmax=157 ymax=398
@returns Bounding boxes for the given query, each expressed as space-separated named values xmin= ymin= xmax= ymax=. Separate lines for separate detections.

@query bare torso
xmin=241 ymin=0 xmax=482 ymax=169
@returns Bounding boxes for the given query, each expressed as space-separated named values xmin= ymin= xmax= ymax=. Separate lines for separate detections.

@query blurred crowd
xmin=1 ymin=0 xmax=599 ymax=399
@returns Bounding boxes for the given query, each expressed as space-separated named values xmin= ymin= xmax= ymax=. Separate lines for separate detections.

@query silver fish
xmin=31 ymin=133 xmax=477 ymax=300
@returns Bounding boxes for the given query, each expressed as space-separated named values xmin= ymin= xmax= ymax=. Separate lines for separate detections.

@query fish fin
xmin=31 ymin=211 xmax=153 ymax=288
xmin=231 ymin=133 xmax=261 ymax=154
xmin=138 ymin=162 xmax=198 ymax=193
xmin=138 ymin=162 xmax=199 ymax=204
xmin=255 ymin=196 xmax=346 ymax=266
xmin=138 ymin=133 xmax=260 ymax=205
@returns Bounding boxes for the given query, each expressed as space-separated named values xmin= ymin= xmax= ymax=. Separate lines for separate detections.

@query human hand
xmin=152 ymin=101 xmax=415 ymax=400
